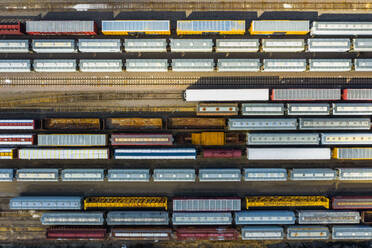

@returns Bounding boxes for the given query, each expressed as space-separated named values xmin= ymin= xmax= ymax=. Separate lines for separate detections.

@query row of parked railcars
xmin=3 ymin=20 xmax=372 ymax=36
xmin=4 ymin=58 xmax=372 ymax=72
xmin=4 ymin=168 xmax=372 ymax=182
xmin=4 ymin=38 xmax=372 ymax=53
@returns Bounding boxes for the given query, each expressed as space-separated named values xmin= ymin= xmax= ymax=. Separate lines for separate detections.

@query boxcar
xmin=198 ymin=169 xmax=241 ymax=182
xmin=0 ymin=40 xmax=29 ymax=53
xmin=79 ymin=59 xmax=122 ymax=72
xmin=47 ymin=228 xmax=106 ymax=240
xmin=125 ymin=59 xmax=168 ymax=72
xmin=247 ymin=133 xmax=320 ymax=145
xmin=0 ymin=134 xmax=34 ymax=145
xmin=342 ymin=89 xmax=372 ymax=101
xmin=0 ymin=22 xmax=22 ymax=35
xmin=107 ymin=169 xmax=150 ymax=182
xmin=215 ymin=39 xmax=259 ymax=52
xmin=321 ymin=133 xmax=372 ymax=145
xmin=287 ymin=103 xmax=330 ymax=116
xmin=0 ymin=60 xmax=31 ymax=72
xmin=287 ymin=226 xmax=330 ymax=240
xmin=111 ymin=228 xmax=172 ymax=240
xmin=170 ymin=39 xmax=213 ymax=52
xmin=173 ymin=198 xmax=241 ymax=212
xmin=18 ymin=149 xmax=109 ymax=160
xmin=235 ymin=210 xmax=295 ymax=225
xmin=153 ymin=169 xmax=196 ymax=182
xmin=202 ymin=149 xmax=241 ymax=158
xmin=272 ymin=88 xmax=341 ymax=101
xmin=309 ymin=59 xmax=352 ymax=72
xmin=102 ymin=20 xmax=170 ymax=35
xmin=0 ymin=169 xmax=13 ymax=181
xmin=250 ymin=20 xmax=309 ymax=35
xmin=355 ymin=59 xmax=372 ymax=71
xmin=44 ymin=118 xmax=100 ymax=130
xmin=298 ymin=210 xmax=360 ymax=224
xmin=185 ymin=89 xmax=269 ymax=102
xmin=177 ymin=20 xmax=245 ymax=35
xmin=290 ymin=168 xmax=337 ymax=181
xmin=175 ymin=227 xmax=239 ymax=241
xmin=41 ymin=212 xmax=104 ymax=225
xmin=262 ymin=39 xmax=305 ymax=52
xmin=307 ymin=38 xmax=350 ymax=52
xmin=38 ymin=134 xmax=107 ymax=146
xmin=78 ymin=39 xmax=121 ymax=53
xmin=172 ymin=212 xmax=232 ymax=225
xmin=114 ymin=148 xmax=196 ymax=160
xmin=228 ymin=118 xmax=297 ymax=131
xmin=338 ymin=168 xmax=372 ymax=181
xmin=32 ymin=39 xmax=76 ymax=53
xmin=299 ymin=118 xmax=370 ymax=130
xmin=244 ymin=168 xmax=287 ymax=181
xmin=263 ymin=59 xmax=306 ymax=72
xmin=106 ymin=211 xmax=169 ymax=225
xmin=247 ymin=148 xmax=331 ymax=160
xmin=241 ymin=226 xmax=284 ymax=240
xmin=16 ymin=168 xmax=59 ymax=182
xmin=311 ymin=22 xmax=372 ymax=36
xmin=0 ymin=149 xmax=15 ymax=159
xmin=353 ymin=38 xmax=372 ymax=52
xmin=168 ymin=117 xmax=225 ymax=129
xmin=62 ymin=169 xmax=104 ymax=181
xmin=111 ymin=133 xmax=173 ymax=146
xmin=241 ymin=103 xmax=284 ymax=116
xmin=106 ymin=118 xmax=162 ymax=130
xmin=197 ymin=103 xmax=238 ymax=116
xmin=172 ymin=59 xmax=214 ymax=72
xmin=217 ymin=59 xmax=260 ymax=72
xmin=33 ymin=59 xmax=77 ymax=72
xmin=9 ymin=196 xmax=82 ymax=210
xmin=333 ymin=148 xmax=372 ymax=160
xmin=124 ymin=39 xmax=167 ymax=52
xmin=0 ymin=120 xmax=34 ymax=130
xmin=332 ymin=225 xmax=372 ymax=240
xmin=26 ymin=20 xmax=97 ymax=35
xmin=333 ymin=196 xmax=372 ymax=209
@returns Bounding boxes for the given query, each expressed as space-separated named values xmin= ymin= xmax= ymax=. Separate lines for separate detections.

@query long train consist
xmin=8 ymin=196 xmax=372 ymax=240
xmin=3 ymin=167 xmax=372 ymax=182
xmin=3 ymin=58 xmax=372 ymax=73
xmin=3 ymin=20 xmax=372 ymax=36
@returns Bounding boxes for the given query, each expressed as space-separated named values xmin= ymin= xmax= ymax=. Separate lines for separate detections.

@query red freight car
xmin=342 ymin=89 xmax=372 ymax=100
xmin=26 ymin=21 xmax=97 ymax=35
xmin=111 ymin=134 xmax=173 ymax=146
xmin=333 ymin=196 xmax=372 ymax=210
xmin=47 ymin=228 xmax=106 ymax=240
xmin=0 ymin=120 xmax=35 ymax=130
xmin=202 ymin=149 xmax=242 ymax=158
xmin=175 ymin=227 xmax=239 ymax=241
xmin=0 ymin=22 xmax=22 ymax=35
xmin=111 ymin=228 xmax=172 ymax=240
xmin=0 ymin=134 xmax=34 ymax=145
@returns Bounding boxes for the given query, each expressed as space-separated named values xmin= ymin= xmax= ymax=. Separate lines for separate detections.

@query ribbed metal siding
xmin=26 ymin=21 xmax=95 ymax=33
xmin=177 ymin=20 xmax=245 ymax=32
xmin=38 ymin=134 xmax=106 ymax=146
xmin=272 ymin=89 xmax=341 ymax=101
xmin=336 ymin=148 xmax=372 ymax=160
xmin=173 ymin=198 xmax=241 ymax=212
xmin=102 ymin=20 xmax=170 ymax=32
xmin=345 ymin=89 xmax=372 ymax=100
xmin=172 ymin=212 xmax=232 ymax=225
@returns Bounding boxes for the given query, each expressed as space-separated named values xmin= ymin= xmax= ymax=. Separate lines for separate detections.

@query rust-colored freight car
xmin=175 ymin=227 xmax=239 ymax=241
xmin=333 ymin=196 xmax=372 ymax=210
xmin=46 ymin=228 xmax=106 ymax=240
xmin=106 ymin=118 xmax=162 ymax=130
xmin=202 ymin=149 xmax=242 ymax=158
xmin=177 ymin=132 xmax=245 ymax=146
xmin=111 ymin=228 xmax=172 ymax=240
xmin=168 ymin=118 xmax=226 ymax=129
xmin=197 ymin=103 xmax=239 ymax=116
xmin=44 ymin=118 xmax=100 ymax=130
xmin=0 ymin=22 xmax=22 ymax=35
xmin=111 ymin=133 xmax=173 ymax=146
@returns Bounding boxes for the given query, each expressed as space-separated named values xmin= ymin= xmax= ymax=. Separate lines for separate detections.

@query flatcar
xmin=172 ymin=198 xmax=241 ymax=212
xmin=124 ymin=39 xmax=167 ymax=52
xmin=83 ymin=196 xmax=167 ymax=210
xmin=106 ymin=211 xmax=169 ymax=225
xmin=101 ymin=20 xmax=170 ymax=35
xmin=153 ymin=169 xmax=196 ymax=182
xmin=241 ymin=103 xmax=284 ymax=116
xmin=333 ymin=148 xmax=372 ymax=160
xmin=184 ymin=89 xmax=269 ymax=102
xmin=287 ymin=103 xmax=330 ymax=116
xmin=114 ymin=148 xmax=196 ymax=160
xmin=290 ymin=168 xmax=337 ymax=181
xmin=41 ymin=212 xmax=104 ymax=225
xmin=16 ymin=168 xmax=59 ymax=182
xmin=61 ymin=169 xmax=104 ymax=181
xmin=298 ymin=210 xmax=360 ymax=224
xmin=0 ymin=40 xmax=29 ymax=53
xmin=246 ymin=148 xmax=331 ymax=160
xmin=198 ymin=169 xmax=241 ymax=182
xmin=271 ymin=89 xmax=341 ymax=101
xmin=196 ymin=103 xmax=239 ymax=116
xmin=172 ymin=212 xmax=232 ymax=225
xmin=262 ymin=39 xmax=305 ymax=52
xmin=235 ymin=211 xmax=295 ymax=225
xmin=9 ymin=196 xmax=82 ymax=210
xmin=311 ymin=22 xmax=372 ymax=36
xmin=26 ymin=20 xmax=97 ymax=35
xmin=299 ymin=118 xmax=370 ymax=130
xmin=287 ymin=226 xmax=330 ymax=240
xmin=241 ymin=226 xmax=284 ymax=240
xmin=32 ymin=39 xmax=76 ymax=53
xmin=33 ymin=59 xmax=77 ymax=72
xmin=246 ymin=133 xmax=320 ymax=145
xmin=249 ymin=20 xmax=310 ymax=35
xmin=332 ymin=103 xmax=372 ymax=115
xmin=228 ymin=118 xmax=297 ymax=131
xmin=332 ymin=225 xmax=372 ymax=240
xmin=176 ymin=20 xmax=245 ymax=35
xmin=243 ymin=168 xmax=287 ymax=181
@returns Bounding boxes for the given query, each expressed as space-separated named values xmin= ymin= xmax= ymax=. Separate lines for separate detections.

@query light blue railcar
xmin=235 ymin=211 xmax=295 ymax=225
xmin=9 ymin=196 xmax=82 ymax=210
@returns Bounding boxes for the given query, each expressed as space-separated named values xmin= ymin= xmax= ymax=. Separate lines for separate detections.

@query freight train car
xmin=32 ymin=39 xmax=76 ymax=53
xmin=290 ymin=168 xmax=337 ymax=181
xmin=243 ymin=168 xmax=287 ymax=181
xmin=19 ymin=149 xmax=109 ymax=160
xmin=46 ymin=228 xmax=106 ymax=240
xmin=107 ymin=169 xmax=150 ymax=182
xmin=114 ymin=148 xmax=196 ymax=160
xmin=0 ymin=60 xmax=31 ymax=72
xmin=311 ymin=22 xmax=372 ymax=36
xmin=287 ymin=226 xmax=330 ymax=240
xmin=124 ymin=39 xmax=167 ymax=52
xmin=298 ymin=210 xmax=360 ymax=224
xmin=79 ymin=59 xmax=122 ymax=72
xmin=172 ymin=212 xmax=232 ymax=225
xmin=173 ymin=198 xmax=241 ymax=212
xmin=111 ymin=228 xmax=172 ymax=240
xmin=321 ymin=133 xmax=372 ymax=145
xmin=33 ymin=59 xmax=77 ymax=72
xmin=170 ymin=39 xmax=213 ymax=52
xmin=287 ymin=103 xmax=330 ymax=116
xmin=215 ymin=39 xmax=259 ymax=52
xmin=299 ymin=118 xmax=370 ymax=130
xmin=101 ymin=20 xmax=170 ymax=35
xmin=307 ymin=39 xmax=350 ymax=52
xmin=217 ymin=59 xmax=260 ymax=72
xmin=106 ymin=211 xmax=169 ymax=225
xmin=246 ymin=133 xmax=320 ymax=145
xmin=0 ymin=134 xmax=34 ymax=145
xmin=184 ymin=89 xmax=269 ymax=102
xmin=0 ymin=149 xmax=15 ymax=159
xmin=172 ymin=59 xmax=214 ymax=72
xmin=235 ymin=211 xmax=295 ymax=225
xmin=202 ymin=149 xmax=241 ymax=158
xmin=176 ymin=20 xmax=245 ymax=35
xmin=354 ymin=59 xmax=372 ymax=71
xmin=0 ymin=22 xmax=22 ymax=35
xmin=263 ymin=59 xmax=306 ymax=72
xmin=168 ymin=118 xmax=225 ymax=129
xmin=271 ymin=89 xmax=341 ymax=101
xmin=9 ymin=196 xmax=82 ymax=210
xmin=0 ymin=169 xmax=13 ymax=181
xmin=262 ymin=39 xmax=305 ymax=52
xmin=246 ymin=148 xmax=331 ymax=160
xmin=249 ymin=20 xmax=310 ymax=35
xmin=38 ymin=134 xmax=107 ymax=146
xmin=0 ymin=120 xmax=35 ymax=130
xmin=78 ymin=39 xmax=121 ymax=53
xmin=16 ymin=168 xmax=59 ymax=182
xmin=26 ymin=21 xmax=97 ymax=35
xmin=245 ymin=196 xmax=330 ymax=209
xmin=332 ymin=103 xmax=372 ymax=115
xmin=0 ymin=40 xmax=29 ymax=53
xmin=153 ymin=169 xmax=196 ymax=182
xmin=362 ymin=211 xmax=372 ymax=224
xmin=175 ymin=227 xmax=239 ymax=241
xmin=198 ymin=169 xmax=241 ymax=182
xmin=332 ymin=226 xmax=372 ymax=240
xmin=126 ymin=59 xmax=168 ymax=72
xmin=333 ymin=148 xmax=372 ymax=160
xmin=353 ymin=38 xmax=372 ymax=52
xmin=228 ymin=118 xmax=297 ymax=131
xmin=241 ymin=226 xmax=284 ymax=240
xmin=332 ymin=196 xmax=372 ymax=209
xmin=44 ymin=118 xmax=100 ymax=130
xmin=184 ymin=132 xmax=244 ymax=146
xmin=196 ymin=103 xmax=239 ymax=116
xmin=309 ymin=59 xmax=352 ymax=72
xmin=41 ymin=212 xmax=104 ymax=225
xmin=342 ymin=89 xmax=372 ymax=100
xmin=110 ymin=133 xmax=173 ymax=146
xmin=106 ymin=118 xmax=162 ymax=130
xmin=83 ymin=196 xmax=167 ymax=210
xmin=241 ymin=103 xmax=284 ymax=116
xmin=61 ymin=169 xmax=104 ymax=181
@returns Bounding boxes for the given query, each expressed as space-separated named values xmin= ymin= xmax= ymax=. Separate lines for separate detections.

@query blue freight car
xmin=41 ymin=212 xmax=104 ymax=225
xmin=235 ymin=211 xmax=295 ymax=225
xmin=107 ymin=211 xmax=169 ymax=225
xmin=9 ymin=196 xmax=82 ymax=210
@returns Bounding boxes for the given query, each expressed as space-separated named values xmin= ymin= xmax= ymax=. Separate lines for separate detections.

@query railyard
xmin=2 ymin=4 xmax=372 ymax=248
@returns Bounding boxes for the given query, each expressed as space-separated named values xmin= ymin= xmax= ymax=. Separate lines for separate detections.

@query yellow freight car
xmin=84 ymin=196 xmax=168 ymax=210
xmin=333 ymin=147 xmax=372 ymax=160
xmin=245 ymin=196 xmax=330 ymax=209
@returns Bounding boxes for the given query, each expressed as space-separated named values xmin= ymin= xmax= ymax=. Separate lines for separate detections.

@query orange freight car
xmin=168 ymin=118 xmax=226 ymax=129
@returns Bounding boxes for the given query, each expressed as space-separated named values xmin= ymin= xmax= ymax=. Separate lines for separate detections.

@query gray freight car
xmin=287 ymin=226 xmax=330 ymax=240
xmin=215 ymin=39 xmax=259 ymax=52
xmin=16 ymin=168 xmax=59 ymax=182
xmin=170 ymin=39 xmax=213 ymax=52
xmin=172 ymin=212 xmax=232 ymax=225
xmin=263 ymin=59 xmax=306 ymax=72
xmin=287 ymin=103 xmax=330 ymax=116
xmin=308 ymin=38 xmax=350 ymax=52
xmin=338 ymin=168 xmax=372 ymax=181
xmin=125 ymin=59 xmax=168 ymax=72
xmin=272 ymin=89 xmax=341 ymax=101
xmin=153 ymin=169 xmax=196 ymax=182
xmin=9 ymin=196 xmax=82 ymax=210
xmin=61 ymin=169 xmax=104 ymax=181
xmin=41 ymin=212 xmax=104 ymax=225
xmin=242 ymin=103 xmax=284 ymax=116
xmin=298 ymin=210 xmax=360 ymax=224
xmin=172 ymin=59 xmax=214 ymax=72
xmin=217 ymin=59 xmax=260 ymax=72
xmin=107 ymin=169 xmax=150 ymax=182
xmin=172 ymin=198 xmax=241 ymax=212
xmin=32 ymin=39 xmax=76 ymax=53
xmin=244 ymin=168 xmax=287 ymax=181
xmin=107 ymin=211 xmax=169 ymax=225
xmin=262 ymin=39 xmax=305 ymax=52
xmin=332 ymin=103 xmax=372 ymax=115
xmin=0 ymin=169 xmax=13 ymax=181
xmin=299 ymin=118 xmax=370 ymax=130
xmin=290 ymin=168 xmax=337 ymax=181
xmin=332 ymin=225 xmax=372 ymax=240
xmin=79 ymin=59 xmax=122 ymax=72
xmin=235 ymin=211 xmax=295 ymax=225
xmin=311 ymin=22 xmax=372 ymax=36
xmin=78 ymin=39 xmax=121 ymax=53
xmin=309 ymin=59 xmax=352 ymax=71
xmin=228 ymin=118 xmax=297 ymax=131
xmin=241 ymin=226 xmax=284 ymax=240
xmin=33 ymin=59 xmax=76 ymax=72
xmin=247 ymin=133 xmax=320 ymax=145
xmin=353 ymin=38 xmax=372 ymax=52
xmin=333 ymin=148 xmax=372 ymax=160
xmin=124 ymin=39 xmax=167 ymax=52
xmin=198 ymin=169 xmax=241 ymax=182
xmin=354 ymin=59 xmax=372 ymax=71
xmin=0 ymin=60 xmax=31 ymax=72
xmin=0 ymin=40 xmax=29 ymax=53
